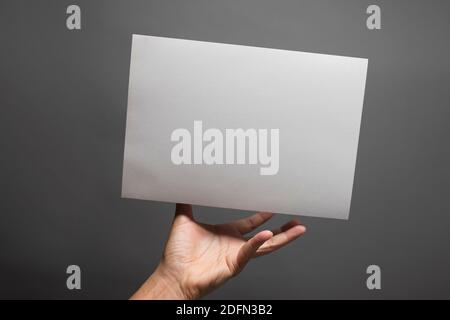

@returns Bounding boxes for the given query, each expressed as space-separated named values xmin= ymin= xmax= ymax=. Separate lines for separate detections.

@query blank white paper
xmin=122 ymin=34 xmax=368 ymax=219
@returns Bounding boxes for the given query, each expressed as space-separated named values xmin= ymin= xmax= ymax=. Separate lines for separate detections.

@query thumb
xmin=234 ymin=230 xmax=273 ymax=275
xmin=174 ymin=203 xmax=194 ymax=221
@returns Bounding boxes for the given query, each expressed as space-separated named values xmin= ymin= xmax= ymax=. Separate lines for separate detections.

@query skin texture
xmin=131 ymin=204 xmax=306 ymax=300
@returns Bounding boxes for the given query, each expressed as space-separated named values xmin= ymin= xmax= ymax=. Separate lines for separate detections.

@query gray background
xmin=0 ymin=0 xmax=449 ymax=299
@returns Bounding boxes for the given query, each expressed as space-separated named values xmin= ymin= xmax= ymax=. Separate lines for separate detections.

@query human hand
xmin=131 ymin=204 xmax=306 ymax=300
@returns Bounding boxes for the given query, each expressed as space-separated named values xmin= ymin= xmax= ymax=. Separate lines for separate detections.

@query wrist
xmin=131 ymin=263 xmax=190 ymax=300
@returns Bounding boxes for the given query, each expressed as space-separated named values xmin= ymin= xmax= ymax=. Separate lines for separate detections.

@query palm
xmin=161 ymin=204 xmax=306 ymax=298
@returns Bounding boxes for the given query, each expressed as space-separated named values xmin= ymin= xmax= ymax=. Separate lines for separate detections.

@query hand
xmin=131 ymin=204 xmax=306 ymax=300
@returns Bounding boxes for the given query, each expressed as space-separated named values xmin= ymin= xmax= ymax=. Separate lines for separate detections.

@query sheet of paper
xmin=122 ymin=34 xmax=368 ymax=219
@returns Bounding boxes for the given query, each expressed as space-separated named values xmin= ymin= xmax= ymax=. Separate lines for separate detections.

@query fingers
xmin=229 ymin=212 xmax=274 ymax=235
xmin=271 ymin=219 xmax=301 ymax=235
xmin=255 ymin=222 xmax=306 ymax=257
xmin=174 ymin=203 xmax=194 ymax=221
xmin=234 ymin=230 xmax=273 ymax=274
